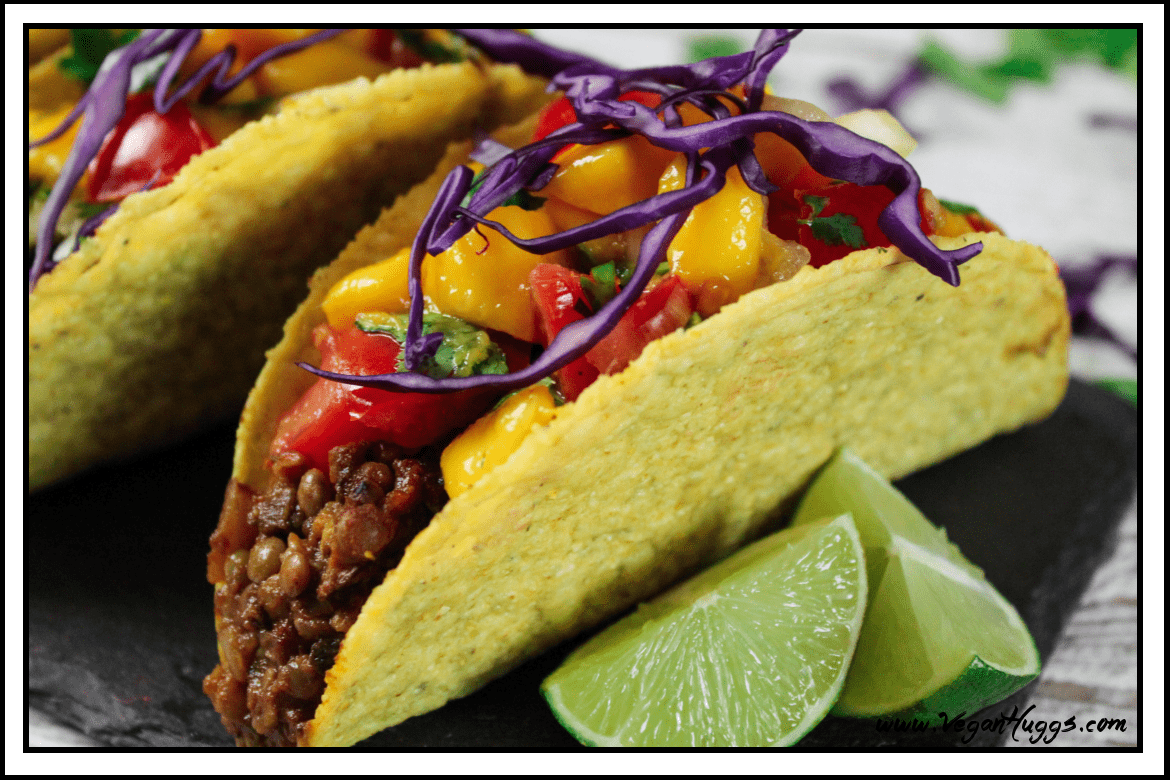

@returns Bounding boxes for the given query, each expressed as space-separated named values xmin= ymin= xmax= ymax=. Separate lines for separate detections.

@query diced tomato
xmin=529 ymin=264 xmax=600 ymax=401
xmin=769 ymin=183 xmax=937 ymax=267
xmin=270 ymin=325 xmax=500 ymax=470
xmin=86 ymin=93 xmax=217 ymax=203
xmin=365 ymin=30 xmax=426 ymax=68
xmin=585 ymin=275 xmax=692 ymax=375
xmin=533 ymin=90 xmax=662 ymax=142
xmin=529 ymin=264 xmax=694 ymax=400
xmin=964 ymin=209 xmax=1003 ymax=235
xmin=533 ymin=98 xmax=579 ymax=143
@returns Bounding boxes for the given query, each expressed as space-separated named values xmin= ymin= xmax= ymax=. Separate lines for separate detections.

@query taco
xmin=203 ymin=30 xmax=1069 ymax=746
xmin=27 ymin=29 xmax=549 ymax=490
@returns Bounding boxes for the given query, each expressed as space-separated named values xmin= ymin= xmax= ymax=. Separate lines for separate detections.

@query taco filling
xmin=205 ymin=29 xmax=1015 ymax=746
xmin=27 ymin=28 xmax=477 ymax=291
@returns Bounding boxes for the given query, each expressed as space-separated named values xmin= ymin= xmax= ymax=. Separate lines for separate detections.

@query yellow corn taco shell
xmin=216 ymin=128 xmax=1069 ymax=746
xmin=28 ymin=57 xmax=549 ymax=491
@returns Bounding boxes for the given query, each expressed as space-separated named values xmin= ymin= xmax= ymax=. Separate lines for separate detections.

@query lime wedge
xmin=792 ymin=448 xmax=1040 ymax=725
xmin=541 ymin=515 xmax=867 ymax=747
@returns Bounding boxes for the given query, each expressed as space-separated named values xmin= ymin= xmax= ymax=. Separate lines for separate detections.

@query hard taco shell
xmin=28 ymin=58 xmax=548 ymax=490
xmin=225 ymin=126 xmax=1070 ymax=746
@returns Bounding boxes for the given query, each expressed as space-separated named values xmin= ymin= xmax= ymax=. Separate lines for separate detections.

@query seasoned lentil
xmin=203 ymin=441 xmax=445 ymax=747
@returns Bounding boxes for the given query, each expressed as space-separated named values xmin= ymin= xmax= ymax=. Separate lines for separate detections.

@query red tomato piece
xmin=585 ymin=275 xmax=692 ymax=375
xmin=269 ymin=325 xmax=500 ymax=470
xmin=529 ymin=264 xmax=600 ymax=401
xmin=964 ymin=209 xmax=1003 ymax=235
xmin=365 ymin=30 xmax=425 ymax=68
xmin=529 ymin=264 xmax=694 ymax=399
xmin=533 ymin=98 xmax=580 ymax=143
xmin=86 ymin=93 xmax=217 ymax=203
xmin=772 ymin=183 xmax=936 ymax=267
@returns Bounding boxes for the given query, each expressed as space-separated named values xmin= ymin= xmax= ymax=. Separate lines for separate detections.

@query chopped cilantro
xmin=502 ymin=189 xmax=546 ymax=211
xmin=75 ymin=201 xmax=113 ymax=220
xmin=462 ymin=171 xmax=544 ymax=211
xmin=580 ymin=262 xmax=620 ymax=311
xmin=807 ymin=213 xmax=867 ymax=248
xmin=355 ymin=312 xmax=508 ymax=379
xmin=937 ymin=198 xmax=982 ymax=216
xmin=686 ymin=34 xmax=745 ymax=63
xmin=919 ymin=28 xmax=1138 ymax=103
xmin=798 ymin=195 xmax=867 ymax=249
xmin=394 ymin=29 xmax=467 ymax=64
xmin=59 ymin=29 xmax=139 ymax=85
xmin=461 ymin=170 xmax=488 ymax=208
xmin=802 ymin=195 xmax=829 ymax=218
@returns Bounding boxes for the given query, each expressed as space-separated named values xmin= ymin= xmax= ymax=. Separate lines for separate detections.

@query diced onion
xmin=759 ymin=94 xmax=832 ymax=123
xmin=833 ymin=108 xmax=917 ymax=158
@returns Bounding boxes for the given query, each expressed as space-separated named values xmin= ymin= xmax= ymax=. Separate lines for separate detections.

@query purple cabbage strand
xmin=301 ymin=28 xmax=984 ymax=394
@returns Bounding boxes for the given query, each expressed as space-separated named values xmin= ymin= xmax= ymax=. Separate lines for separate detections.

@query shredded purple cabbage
xmin=1086 ymin=112 xmax=1138 ymax=132
xmin=450 ymin=28 xmax=606 ymax=78
xmin=28 ymin=28 xmax=345 ymax=293
xmin=300 ymin=29 xmax=984 ymax=395
xmin=1060 ymin=255 xmax=1138 ymax=360
xmin=826 ymin=61 xmax=929 ymax=117
xmin=72 ymin=201 xmax=120 ymax=253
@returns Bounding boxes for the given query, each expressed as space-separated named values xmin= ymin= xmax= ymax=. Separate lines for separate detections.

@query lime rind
xmin=832 ymin=546 xmax=1039 ymax=721
xmin=541 ymin=515 xmax=867 ymax=747
xmin=792 ymin=447 xmax=1041 ymax=725
xmin=885 ymin=655 xmax=1040 ymax=728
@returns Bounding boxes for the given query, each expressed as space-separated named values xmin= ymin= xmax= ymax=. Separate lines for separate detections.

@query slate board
xmin=26 ymin=379 xmax=1137 ymax=748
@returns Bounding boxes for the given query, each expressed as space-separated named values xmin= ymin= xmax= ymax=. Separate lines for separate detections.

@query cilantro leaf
xmin=798 ymin=195 xmax=867 ymax=249
xmin=501 ymin=189 xmax=546 ymax=211
xmin=460 ymin=170 xmax=489 ymax=208
xmin=807 ymin=213 xmax=867 ymax=249
xmin=58 ymin=29 xmax=139 ymax=85
xmin=580 ymin=262 xmax=620 ymax=311
xmin=393 ymin=29 xmax=467 ymax=64
xmin=686 ymin=34 xmax=745 ymax=63
xmin=937 ymin=198 xmax=982 ymax=216
xmin=919 ymin=28 xmax=1138 ymax=103
xmin=461 ymin=170 xmax=544 ymax=211
xmin=802 ymin=195 xmax=830 ymax=220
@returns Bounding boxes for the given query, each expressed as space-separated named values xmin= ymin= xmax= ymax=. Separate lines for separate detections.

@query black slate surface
xmin=26 ymin=379 xmax=1138 ymax=748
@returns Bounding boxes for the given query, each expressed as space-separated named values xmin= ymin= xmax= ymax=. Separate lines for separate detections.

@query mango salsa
xmin=441 ymin=384 xmax=558 ymax=497
xmin=422 ymin=206 xmax=572 ymax=342
xmin=540 ymin=135 xmax=677 ymax=215
xmin=322 ymin=247 xmax=416 ymax=328
xmin=658 ymin=155 xmax=765 ymax=313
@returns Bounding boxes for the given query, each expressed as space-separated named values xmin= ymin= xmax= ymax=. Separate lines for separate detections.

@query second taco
xmin=27 ymin=29 xmax=549 ymax=490
xmin=203 ymin=30 xmax=1070 ymax=746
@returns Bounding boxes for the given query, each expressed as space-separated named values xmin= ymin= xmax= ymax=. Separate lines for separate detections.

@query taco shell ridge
xmin=28 ymin=59 xmax=549 ymax=491
xmin=225 ymin=132 xmax=1069 ymax=746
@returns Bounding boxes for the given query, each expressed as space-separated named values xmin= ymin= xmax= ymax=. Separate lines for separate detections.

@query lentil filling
xmin=203 ymin=441 xmax=445 ymax=747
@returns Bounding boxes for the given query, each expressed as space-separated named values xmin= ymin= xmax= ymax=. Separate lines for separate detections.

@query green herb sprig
xmin=59 ymin=29 xmax=140 ymax=85
xmin=798 ymin=195 xmax=867 ymax=249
